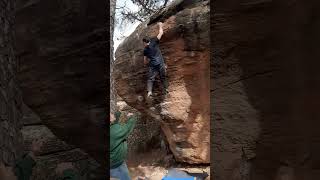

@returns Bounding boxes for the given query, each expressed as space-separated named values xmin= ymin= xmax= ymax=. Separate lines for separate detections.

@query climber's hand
xmin=55 ymin=162 xmax=74 ymax=175
xmin=157 ymin=22 xmax=163 ymax=27
xmin=127 ymin=112 xmax=134 ymax=117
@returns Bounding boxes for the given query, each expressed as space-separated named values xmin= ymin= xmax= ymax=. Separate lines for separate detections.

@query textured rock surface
xmin=116 ymin=97 xmax=164 ymax=156
xmin=0 ymin=0 xmax=24 ymax=166
xmin=213 ymin=0 xmax=320 ymax=179
xmin=21 ymin=104 xmax=103 ymax=180
xmin=15 ymin=0 xmax=107 ymax=167
xmin=114 ymin=0 xmax=210 ymax=164
xmin=110 ymin=0 xmax=117 ymax=113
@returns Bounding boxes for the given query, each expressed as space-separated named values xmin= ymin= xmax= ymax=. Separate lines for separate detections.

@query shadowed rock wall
xmin=212 ymin=0 xmax=320 ymax=179
xmin=0 ymin=0 xmax=24 ymax=166
xmin=21 ymin=104 xmax=103 ymax=180
xmin=15 ymin=0 xmax=107 ymax=168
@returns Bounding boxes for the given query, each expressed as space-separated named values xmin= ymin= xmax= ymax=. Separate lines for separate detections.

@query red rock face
xmin=114 ymin=1 xmax=210 ymax=164
xmin=213 ymin=0 xmax=320 ymax=179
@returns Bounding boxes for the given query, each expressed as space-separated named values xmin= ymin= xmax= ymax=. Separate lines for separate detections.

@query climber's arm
xmin=157 ymin=22 xmax=164 ymax=40
xmin=116 ymin=114 xmax=137 ymax=139
xmin=123 ymin=115 xmax=137 ymax=137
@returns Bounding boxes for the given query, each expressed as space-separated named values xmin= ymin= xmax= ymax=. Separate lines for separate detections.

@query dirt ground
xmin=127 ymin=150 xmax=210 ymax=180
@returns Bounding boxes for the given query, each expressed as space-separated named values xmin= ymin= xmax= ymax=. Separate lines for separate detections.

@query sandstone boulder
xmin=213 ymin=0 xmax=320 ymax=179
xmin=15 ymin=0 xmax=107 ymax=167
xmin=114 ymin=0 xmax=210 ymax=164
xmin=21 ymin=104 xmax=104 ymax=180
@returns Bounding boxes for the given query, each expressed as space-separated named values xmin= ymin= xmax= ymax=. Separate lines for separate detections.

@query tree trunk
xmin=110 ymin=0 xmax=117 ymax=114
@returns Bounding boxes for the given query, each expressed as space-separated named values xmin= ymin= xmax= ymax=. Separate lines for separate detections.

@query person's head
xmin=142 ymin=37 xmax=150 ymax=47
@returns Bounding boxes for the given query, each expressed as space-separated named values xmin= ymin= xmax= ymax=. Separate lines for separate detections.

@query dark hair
xmin=142 ymin=37 xmax=150 ymax=43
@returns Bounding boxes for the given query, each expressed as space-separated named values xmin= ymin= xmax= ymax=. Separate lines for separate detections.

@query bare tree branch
xmin=120 ymin=10 xmax=144 ymax=22
xmin=163 ymin=0 xmax=169 ymax=7
xmin=133 ymin=0 xmax=156 ymax=14
xmin=115 ymin=0 xmax=171 ymax=30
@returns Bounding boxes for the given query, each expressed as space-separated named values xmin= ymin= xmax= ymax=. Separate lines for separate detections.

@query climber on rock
xmin=110 ymin=111 xmax=137 ymax=180
xmin=143 ymin=22 xmax=168 ymax=98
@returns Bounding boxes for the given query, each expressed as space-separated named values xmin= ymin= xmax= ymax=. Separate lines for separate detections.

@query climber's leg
xmin=110 ymin=162 xmax=131 ymax=180
xmin=147 ymin=66 xmax=158 ymax=97
xmin=159 ymin=64 xmax=168 ymax=94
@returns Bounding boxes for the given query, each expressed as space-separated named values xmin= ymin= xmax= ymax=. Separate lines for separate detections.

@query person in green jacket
xmin=110 ymin=111 xmax=137 ymax=180
xmin=0 ymin=139 xmax=79 ymax=180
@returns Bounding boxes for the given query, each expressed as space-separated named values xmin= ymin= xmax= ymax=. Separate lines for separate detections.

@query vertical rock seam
xmin=110 ymin=0 xmax=117 ymax=113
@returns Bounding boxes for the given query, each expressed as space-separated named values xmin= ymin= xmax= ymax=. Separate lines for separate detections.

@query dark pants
xmin=147 ymin=64 xmax=167 ymax=93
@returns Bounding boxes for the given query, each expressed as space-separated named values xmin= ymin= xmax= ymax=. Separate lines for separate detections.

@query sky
xmin=113 ymin=0 xmax=140 ymax=52
xmin=113 ymin=0 xmax=173 ymax=53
